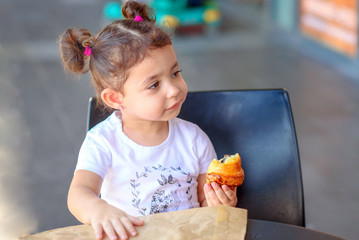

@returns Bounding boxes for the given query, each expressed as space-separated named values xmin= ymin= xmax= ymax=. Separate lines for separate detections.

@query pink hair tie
xmin=134 ymin=15 xmax=143 ymax=22
xmin=84 ymin=46 xmax=92 ymax=56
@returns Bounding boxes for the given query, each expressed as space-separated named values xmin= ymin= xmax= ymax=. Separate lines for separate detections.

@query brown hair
xmin=59 ymin=0 xmax=172 ymax=103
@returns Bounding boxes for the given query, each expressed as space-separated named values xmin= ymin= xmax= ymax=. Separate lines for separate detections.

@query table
xmin=246 ymin=219 xmax=346 ymax=240
xmin=22 ymin=219 xmax=347 ymax=240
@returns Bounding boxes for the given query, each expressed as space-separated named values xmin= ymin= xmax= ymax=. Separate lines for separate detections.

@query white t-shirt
xmin=76 ymin=111 xmax=217 ymax=216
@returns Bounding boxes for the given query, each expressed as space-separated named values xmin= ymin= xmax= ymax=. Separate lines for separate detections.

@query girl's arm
xmin=197 ymin=174 xmax=238 ymax=207
xmin=197 ymin=174 xmax=208 ymax=207
xmin=68 ymin=170 xmax=144 ymax=240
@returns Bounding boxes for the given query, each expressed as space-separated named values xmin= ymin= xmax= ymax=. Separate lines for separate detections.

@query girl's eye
xmin=148 ymin=81 xmax=159 ymax=89
xmin=172 ymin=69 xmax=183 ymax=78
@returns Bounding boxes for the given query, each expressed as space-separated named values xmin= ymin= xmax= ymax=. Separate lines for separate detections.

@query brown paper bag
xmin=21 ymin=206 xmax=247 ymax=240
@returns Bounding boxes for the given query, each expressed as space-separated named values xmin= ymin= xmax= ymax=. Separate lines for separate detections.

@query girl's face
xmin=121 ymin=45 xmax=188 ymax=122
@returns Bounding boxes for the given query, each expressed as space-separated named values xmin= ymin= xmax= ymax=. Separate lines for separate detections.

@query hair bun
xmin=121 ymin=0 xmax=155 ymax=22
xmin=82 ymin=36 xmax=95 ymax=48
xmin=59 ymin=28 xmax=93 ymax=73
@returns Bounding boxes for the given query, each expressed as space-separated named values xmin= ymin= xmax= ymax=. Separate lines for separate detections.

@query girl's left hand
xmin=203 ymin=182 xmax=238 ymax=207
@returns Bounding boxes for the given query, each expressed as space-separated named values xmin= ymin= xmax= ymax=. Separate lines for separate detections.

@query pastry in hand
xmin=206 ymin=153 xmax=244 ymax=190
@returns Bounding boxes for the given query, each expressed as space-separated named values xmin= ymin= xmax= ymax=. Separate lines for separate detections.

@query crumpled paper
xmin=21 ymin=206 xmax=247 ymax=240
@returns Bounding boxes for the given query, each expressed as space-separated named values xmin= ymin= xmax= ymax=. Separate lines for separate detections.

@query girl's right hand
xmin=91 ymin=202 xmax=144 ymax=240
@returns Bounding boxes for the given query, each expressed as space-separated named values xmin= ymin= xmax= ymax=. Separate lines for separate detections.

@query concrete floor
xmin=0 ymin=0 xmax=358 ymax=239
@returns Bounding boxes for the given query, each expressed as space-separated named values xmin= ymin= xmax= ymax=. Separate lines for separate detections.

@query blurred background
xmin=0 ymin=0 xmax=358 ymax=239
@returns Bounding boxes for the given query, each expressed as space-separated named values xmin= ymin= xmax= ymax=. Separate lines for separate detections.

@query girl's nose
xmin=167 ymin=82 xmax=181 ymax=99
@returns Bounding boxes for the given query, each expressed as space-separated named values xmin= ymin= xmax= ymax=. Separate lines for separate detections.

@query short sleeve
xmin=76 ymin=132 xmax=111 ymax=179
xmin=194 ymin=126 xmax=218 ymax=174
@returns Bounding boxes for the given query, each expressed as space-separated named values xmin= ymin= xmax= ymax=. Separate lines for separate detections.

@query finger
xmin=203 ymin=184 xmax=214 ymax=206
xmin=128 ymin=215 xmax=145 ymax=226
xmin=222 ymin=185 xmax=237 ymax=198
xmin=204 ymin=193 xmax=214 ymax=206
xmin=222 ymin=185 xmax=238 ymax=205
xmin=211 ymin=182 xmax=231 ymax=204
xmin=120 ymin=217 xmax=138 ymax=237
xmin=111 ymin=219 xmax=128 ymax=240
xmin=92 ymin=223 xmax=104 ymax=240
xmin=102 ymin=221 xmax=118 ymax=240
xmin=204 ymin=183 xmax=220 ymax=206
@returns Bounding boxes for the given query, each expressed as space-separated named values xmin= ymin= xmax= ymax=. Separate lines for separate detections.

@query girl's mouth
xmin=167 ymin=101 xmax=181 ymax=110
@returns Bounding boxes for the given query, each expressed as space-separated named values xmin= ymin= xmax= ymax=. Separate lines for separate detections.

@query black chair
xmin=87 ymin=89 xmax=305 ymax=227
xmin=87 ymin=97 xmax=113 ymax=131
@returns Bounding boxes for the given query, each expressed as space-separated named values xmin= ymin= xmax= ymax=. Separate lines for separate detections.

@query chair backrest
xmin=87 ymin=89 xmax=305 ymax=227
xmin=87 ymin=97 xmax=113 ymax=131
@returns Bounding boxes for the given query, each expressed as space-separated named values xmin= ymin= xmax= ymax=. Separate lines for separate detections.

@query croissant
xmin=206 ymin=153 xmax=244 ymax=190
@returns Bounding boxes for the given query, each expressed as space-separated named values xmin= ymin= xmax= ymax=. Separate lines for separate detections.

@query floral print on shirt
xmin=130 ymin=164 xmax=195 ymax=215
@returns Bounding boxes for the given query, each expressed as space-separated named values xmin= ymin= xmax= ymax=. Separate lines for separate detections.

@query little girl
xmin=59 ymin=1 xmax=237 ymax=240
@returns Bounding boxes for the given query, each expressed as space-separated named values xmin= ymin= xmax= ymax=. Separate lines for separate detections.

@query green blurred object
xmin=103 ymin=0 xmax=221 ymax=32
xmin=270 ymin=0 xmax=297 ymax=31
xmin=104 ymin=1 xmax=123 ymax=20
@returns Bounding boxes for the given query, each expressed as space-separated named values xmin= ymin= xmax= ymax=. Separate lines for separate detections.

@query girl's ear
xmin=100 ymin=88 xmax=124 ymax=110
